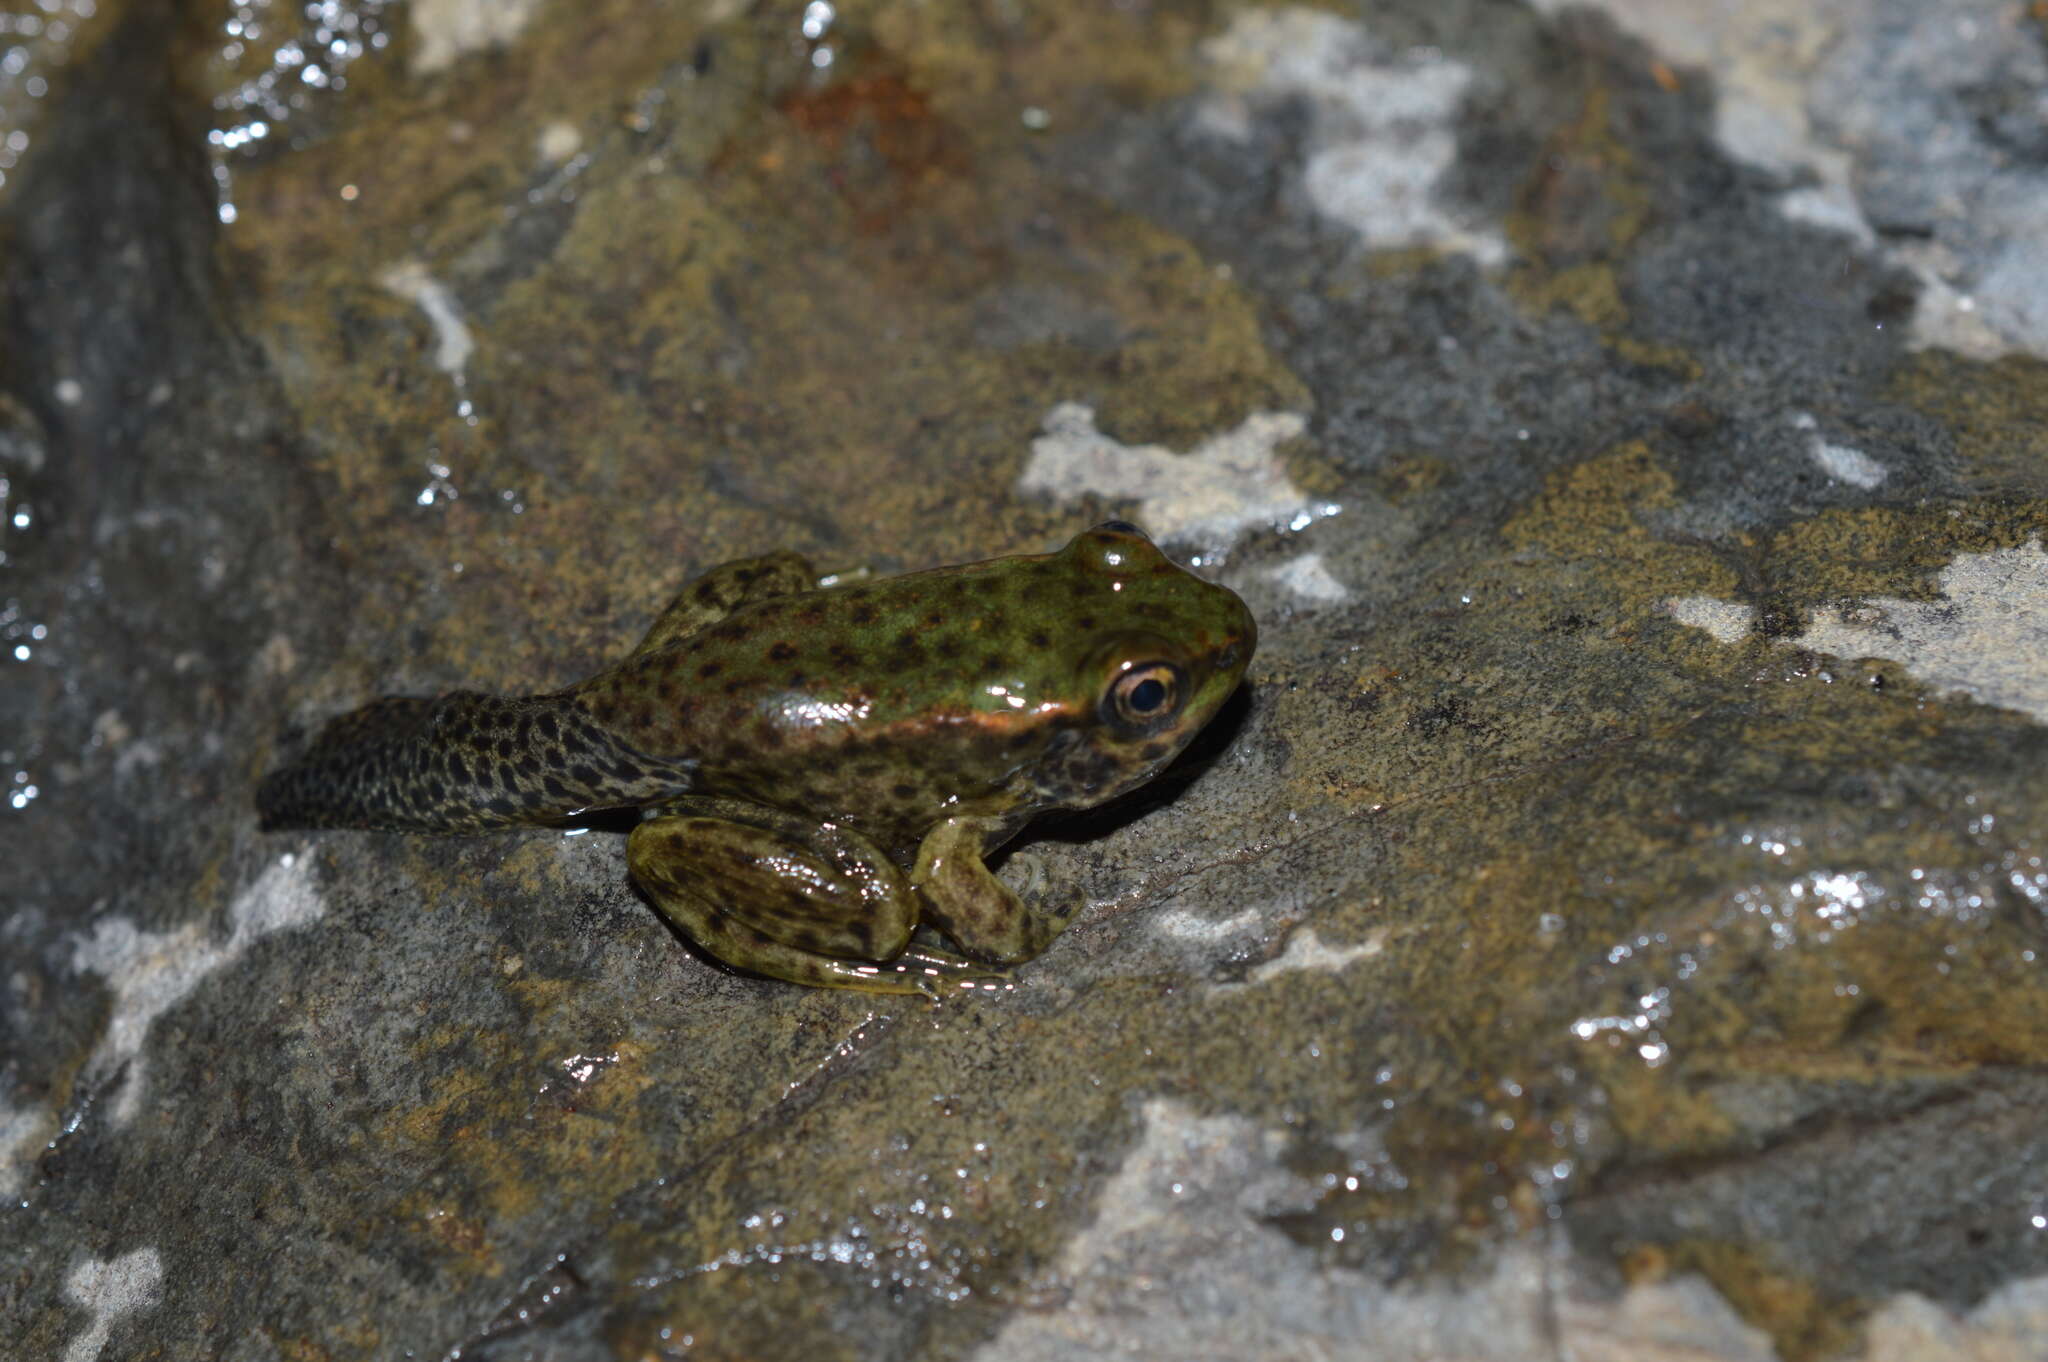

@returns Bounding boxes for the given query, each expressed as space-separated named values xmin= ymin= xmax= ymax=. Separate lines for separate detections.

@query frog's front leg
xmin=627 ymin=552 xmax=819 ymax=658
xmin=912 ymin=816 xmax=1077 ymax=966
xmin=628 ymin=797 xmax=1000 ymax=996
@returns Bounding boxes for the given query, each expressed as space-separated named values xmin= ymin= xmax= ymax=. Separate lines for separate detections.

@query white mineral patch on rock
xmin=1971 ymin=215 xmax=2048 ymax=358
xmin=410 ymin=0 xmax=544 ymax=75
xmin=71 ymin=855 xmax=323 ymax=1124
xmin=1666 ymin=595 xmax=1756 ymax=645
xmin=1198 ymin=8 xmax=1507 ymax=265
xmin=1795 ymin=539 xmax=2048 ymax=725
xmin=1525 ymin=0 xmax=1870 ymax=246
xmin=1266 ymin=552 xmax=1351 ymax=604
xmin=1904 ymin=264 xmax=2018 ymax=361
xmin=1527 ymin=0 xmax=2048 ymax=361
xmin=1248 ymin=926 xmax=1382 ymax=983
xmin=62 ymin=1248 xmax=163 ymax=1362
xmin=1860 ymin=1273 xmax=2048 ymax=1362
xmin=0 ymin=1097 xmax=47 ymax=1197
xmin=1789 ymin=411 xmax=1886 ymax=489
xmin=1810 ymin=438 xmax=1886 ymax=489
xmin=978 ymin=1099 xmax=1777 ymax=1362
xmin=1151 ymin=904 xmax=1264 ymax=943
xmin=1019 ymin=402 xmax=1330 ymax=548
xmin=536 ymin=119 xmax=583 ymax=164
xmin=1556 ymin=1274 xmax=1779 ymax=1362
xmin=377 ymin=260 xmax=475 ymax=375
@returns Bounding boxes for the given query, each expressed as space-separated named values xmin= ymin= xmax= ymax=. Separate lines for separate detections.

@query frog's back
xmin=571 ymin=536 xmax=1238 ymax=840
xmin=570 ymin=555 xmax=1087 ymax=830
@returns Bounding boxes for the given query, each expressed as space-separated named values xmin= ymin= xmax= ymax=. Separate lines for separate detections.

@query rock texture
xmin=4 ymin=2 xmax=2047 ymax=1359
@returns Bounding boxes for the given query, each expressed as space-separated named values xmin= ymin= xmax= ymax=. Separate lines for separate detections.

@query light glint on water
xmin=208 ymin=0 xmax=398 ymax=224
xmin=0 ymin=1 xmax=101 ymax=195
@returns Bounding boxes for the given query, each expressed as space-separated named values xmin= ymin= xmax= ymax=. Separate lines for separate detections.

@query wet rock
xmin=4 ymin=2 xmax=2047 ymax=1359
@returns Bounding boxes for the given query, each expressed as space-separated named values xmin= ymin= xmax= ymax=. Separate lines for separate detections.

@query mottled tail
xmin=256 ymin=691 xmax=690 ymax=833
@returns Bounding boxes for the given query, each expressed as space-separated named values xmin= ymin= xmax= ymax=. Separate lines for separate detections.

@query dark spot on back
xmin=768 ymin=642 xmax=798 ymax=662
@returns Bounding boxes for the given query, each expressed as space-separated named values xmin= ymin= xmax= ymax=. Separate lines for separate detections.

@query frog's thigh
xmin=912 ymin=816 xmax=1075 ymax=966
xmin=629 ymin=799 xmax=990 ymax=995
xmin=629 ymin=552 xmax=818 ymax=657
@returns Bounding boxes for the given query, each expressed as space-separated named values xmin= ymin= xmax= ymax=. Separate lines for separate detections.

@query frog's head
xmin=1026 ymin=521 xmax=1256 ymax=809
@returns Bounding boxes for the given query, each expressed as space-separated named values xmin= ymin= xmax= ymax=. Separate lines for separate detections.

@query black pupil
xmin=1126 ymin=676 xmax=1167 ymax=712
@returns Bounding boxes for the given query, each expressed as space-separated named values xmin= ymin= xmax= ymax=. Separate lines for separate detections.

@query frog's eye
xmin=1068 ymin=523 xmax=1161 ymax=575
xmin=1104 ymin=661 xmax=1185 ymax=732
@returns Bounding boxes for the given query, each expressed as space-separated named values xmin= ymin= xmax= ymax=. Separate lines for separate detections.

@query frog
xmin=257 ymin=522 xmax=1256 ymax=995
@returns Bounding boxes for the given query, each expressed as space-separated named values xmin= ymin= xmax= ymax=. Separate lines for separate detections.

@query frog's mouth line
xmin=1036 ymin=680 xmax=1257 ymax=833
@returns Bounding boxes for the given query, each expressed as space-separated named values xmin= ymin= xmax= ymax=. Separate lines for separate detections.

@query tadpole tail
xmin=255 ymin=690 xmax=689 ymax=834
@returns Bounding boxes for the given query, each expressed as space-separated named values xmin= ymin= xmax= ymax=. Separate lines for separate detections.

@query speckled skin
xmin=258 ymin=524 xmax=1255 ymax=993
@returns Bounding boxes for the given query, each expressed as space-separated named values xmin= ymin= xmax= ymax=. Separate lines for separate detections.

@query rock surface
xmin=4 ymin=2 xmax=2047 ymax=1359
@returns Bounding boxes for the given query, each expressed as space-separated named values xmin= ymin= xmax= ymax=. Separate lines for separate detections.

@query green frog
xmin=257 ymin=522 xmax=1255 ymax=995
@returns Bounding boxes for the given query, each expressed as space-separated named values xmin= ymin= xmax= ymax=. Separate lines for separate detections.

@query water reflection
xmin=208 ymin=0 xmax=397 ymax=224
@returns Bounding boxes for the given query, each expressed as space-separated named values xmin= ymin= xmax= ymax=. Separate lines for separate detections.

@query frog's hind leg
xmin=629 ymin=797 xmax=1001 ymax=997
xmin=628 ymin=551 xmax=818 ymax=658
